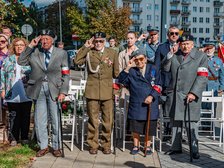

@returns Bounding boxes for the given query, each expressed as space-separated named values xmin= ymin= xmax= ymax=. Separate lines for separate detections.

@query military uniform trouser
xmin=86 ymin=98 xmax=113 ymax=149
xmin=171 ymin=119 xmax=199 ymax=154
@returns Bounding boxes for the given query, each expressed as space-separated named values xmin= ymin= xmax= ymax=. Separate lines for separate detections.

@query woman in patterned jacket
xmin=1 ymin=37 xmax=32 ymax=146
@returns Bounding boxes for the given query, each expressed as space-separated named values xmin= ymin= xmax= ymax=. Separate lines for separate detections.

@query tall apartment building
xmin=168 ymin=0 xmax=224 ymax=46
xmin=117 ymin=0 xmax=224 ymax=46
xmin=36 ymin=0 xmax=224 ymax=46
xmin=117 ymin=0 xmax=162 ymax=33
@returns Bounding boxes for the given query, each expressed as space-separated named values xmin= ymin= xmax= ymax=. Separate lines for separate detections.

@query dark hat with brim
xmin=148 ymin=28 xmax=159 ymax=35
xmin=39 ymin=29 xmax=55 ymax=39
xmin=203 ymin=42 xmax=215 ymax=49
xmin=94 ymin=32 xmax=106 ymax=38
xmin=179 ymin=34 xmax=194 ymax=42
xmin=130 ymin=49 xmax=146 ymax=59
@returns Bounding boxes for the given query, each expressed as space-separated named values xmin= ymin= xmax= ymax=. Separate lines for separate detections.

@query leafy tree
xmin=44 ymin=0 xmax=75 ymax=46
xmin=0 ymin=0 xmax=37 ymax=37
xmin=0 ymin=1 xmax=17 ymax=31
xmin=67 ymin=0 xmax=132 ymax=42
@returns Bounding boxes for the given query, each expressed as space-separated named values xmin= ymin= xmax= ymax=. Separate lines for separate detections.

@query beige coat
xmin=118 ymin=47 xmax=138 ymax=99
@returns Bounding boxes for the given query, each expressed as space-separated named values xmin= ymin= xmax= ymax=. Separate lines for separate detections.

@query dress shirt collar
xmin=44 ymin=46 xmax=53 ymax=54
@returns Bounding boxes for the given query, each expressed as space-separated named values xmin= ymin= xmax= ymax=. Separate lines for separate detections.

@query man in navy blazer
xmin=154 ymin=26 xmax=180 ymax=140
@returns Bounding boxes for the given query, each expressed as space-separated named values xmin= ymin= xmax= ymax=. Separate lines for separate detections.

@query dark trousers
xmin=8 ymin=101 xmax=32 ymax=141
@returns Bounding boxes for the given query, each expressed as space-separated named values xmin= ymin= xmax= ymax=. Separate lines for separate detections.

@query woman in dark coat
xmin=118 ymin=49 xmax=161 ymax=155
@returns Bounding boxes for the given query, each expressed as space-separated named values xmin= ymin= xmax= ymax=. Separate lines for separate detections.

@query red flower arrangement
xmin=61 ymin=101 xmax=74 ymax=116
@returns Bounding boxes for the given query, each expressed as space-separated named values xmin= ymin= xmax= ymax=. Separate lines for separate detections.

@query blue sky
xmin=23 ymin=0 xmax=54 ymax=7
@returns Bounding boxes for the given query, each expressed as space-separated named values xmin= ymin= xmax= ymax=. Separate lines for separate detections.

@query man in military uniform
xmin=136 ymin=28 xmax=160 ymax=63
xmin=201 ymin=43 xmax=224 ymax=97
xmin=200 ymin=43 xmax=224 ymax=123
xmin=164 ymin=34 xmax=208 ymax=159
xmin=74 ymin=32 xmax=119 ymax=155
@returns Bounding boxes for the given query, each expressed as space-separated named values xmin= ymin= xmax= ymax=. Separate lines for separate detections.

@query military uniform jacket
xmin=74 ymin=46 xmax=119 ymax=100
xmin=18 ymin=46 xmax=70 ymax=100
xmin=164 ymin=48 xmax=208 ymax=121
xmin=136 ymin=40 xmax=159 ymax=63
xmin=207 ymin=56 xmax=224 ymax=92
xmin=118 ymin=64 xmax=161 ymax=120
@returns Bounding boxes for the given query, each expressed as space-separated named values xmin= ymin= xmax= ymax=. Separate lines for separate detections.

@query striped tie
xmin=45 ymin=51 xmax=50 ymax=68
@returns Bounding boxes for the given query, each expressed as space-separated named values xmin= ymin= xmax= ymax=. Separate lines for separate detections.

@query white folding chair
xmin=61 ymin=80 xmax=85 ymax=151
xmin=199 ymin=90 xmax=216 ymax=140
xmin=199 ymin=93 xmax=224 ymax=153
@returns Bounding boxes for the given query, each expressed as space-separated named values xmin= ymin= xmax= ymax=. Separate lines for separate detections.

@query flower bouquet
xmin=61 ymin=101 xmax=74 ymax=116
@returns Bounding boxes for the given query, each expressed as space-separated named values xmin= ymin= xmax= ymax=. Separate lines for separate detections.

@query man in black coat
xmin=154 ymin=26 xmax=180 ymax=140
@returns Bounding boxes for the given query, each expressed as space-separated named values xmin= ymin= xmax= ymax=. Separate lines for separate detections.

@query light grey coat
xmin=164 ymin=48 xmax=208 ymax=121
xmin=18 ymin=46 xmax=70 ymax=100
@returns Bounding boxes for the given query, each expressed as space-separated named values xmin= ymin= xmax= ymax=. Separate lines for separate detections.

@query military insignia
xmin=103 ymin=57 xmax=113 ymax=66
xmin=213 ymin=61 xmax=220 ymax=71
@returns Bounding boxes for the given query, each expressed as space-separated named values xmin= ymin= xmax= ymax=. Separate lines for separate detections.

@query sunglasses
xmin=169 ymin=32 xmax=179 ymax=36
xmin=94 ymin=40 xmax=104 ymax=43
xmin=0 ymin=40 xmax=6 ymax=44
xmin=134 ymin=57 xmax=145 ymax=62
xmin=15 ymin=44 xmax=25 ymax=47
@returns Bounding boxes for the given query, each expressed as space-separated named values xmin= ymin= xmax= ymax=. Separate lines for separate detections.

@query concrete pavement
xmin=159 ymin=137 xmax=224 ymax=168
xmin=31 ymin=142 xmax=161 ymax=168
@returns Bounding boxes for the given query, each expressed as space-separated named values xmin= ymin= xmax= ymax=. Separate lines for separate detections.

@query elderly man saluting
xmin=164 ymin=34 xmax=208 ymax=159
xmin=74 ymin=32 xmax=119 ymax=155
xmin=18 ymin=29 xmax=70 ymax=157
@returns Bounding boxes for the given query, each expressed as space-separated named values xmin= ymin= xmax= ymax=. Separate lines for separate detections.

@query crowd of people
xmin=75 ymin=25 xmax=220 ymax=160
xmin=0 ymin=24 xmax=223 ymax=160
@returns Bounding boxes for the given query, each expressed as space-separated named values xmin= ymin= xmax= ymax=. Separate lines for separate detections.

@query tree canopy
xmin=67 ymin=0 xmax=132 ymax=42
xmin=0 ymin=0 xmax=37 ymax=37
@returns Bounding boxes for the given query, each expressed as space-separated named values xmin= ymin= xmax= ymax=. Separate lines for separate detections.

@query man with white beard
xmin=200 ymin=43 xmax=224 ymax=112
xmin=201 ymin=43 xmax=224 ymax=97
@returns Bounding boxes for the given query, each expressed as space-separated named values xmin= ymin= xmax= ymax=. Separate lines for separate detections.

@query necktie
xmin=45 ymin=51 xmax=50 ymax=68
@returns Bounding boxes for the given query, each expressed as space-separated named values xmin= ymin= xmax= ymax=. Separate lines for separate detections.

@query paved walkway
xmin=159 ymin=137 xmax=224 ymax=168
xmin=31 ymin=136 xmax=224 ymax=168
xmin=31 ymin=142 xmax=161 ymax=168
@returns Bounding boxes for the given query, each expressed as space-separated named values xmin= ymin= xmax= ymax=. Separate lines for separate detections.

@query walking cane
xmin=57 ymin=100 xmax=65 ymax=157
xmin=184 ymin=102 xmax=193 ymax=162
xmin=113 ymin=95 xmax=117 ymax=155
xmin=144 ymin=104 xmax=151 ymax=157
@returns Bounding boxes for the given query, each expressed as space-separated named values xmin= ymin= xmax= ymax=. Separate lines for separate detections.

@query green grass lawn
xmin=0 ymin=144 xmax=36 ymax=168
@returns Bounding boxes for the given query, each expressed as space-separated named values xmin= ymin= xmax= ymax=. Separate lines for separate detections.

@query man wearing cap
xmin=200 ymin=43 xmax=224 ymax=109
xmin=136 ymin=28 xmax=160 ymax=63
xmin=18 ymin=29 xmax=70 ymax=157
xmin=164 ymin=34 xmax=208 ymax=159
xmin=74 ymin=32 xmax=119 ymax=155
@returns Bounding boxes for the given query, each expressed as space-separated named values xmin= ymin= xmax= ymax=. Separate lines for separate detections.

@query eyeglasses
xmin=150 ymin=33 xmax=157 ymax=36
xmin=94 ymin=40 xmax=104 ymax=43
xmin=0 ymin=40 xmax=6 ymax=44
xmin=15 ymin=44 xmax=25 ymax=47
xmin=169 ymin=32 xmax=179 ymax=36
xmin=134 ymin=57 xmax=145 ymax=63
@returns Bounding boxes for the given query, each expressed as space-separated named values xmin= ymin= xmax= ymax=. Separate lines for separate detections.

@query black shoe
xmin=192 ymin=152 xmax=200 ymax=159
xmin=164 ymin=150 xmax=182 ymax=155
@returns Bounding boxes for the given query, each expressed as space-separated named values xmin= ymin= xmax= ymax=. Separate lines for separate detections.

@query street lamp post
xmin=153 ymin=0 xmax=155 ymax=27
xmin=58 ymin=0 xmax=62 ymax=42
